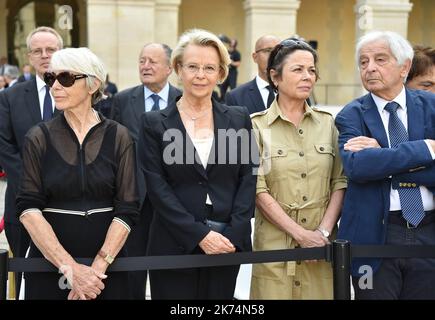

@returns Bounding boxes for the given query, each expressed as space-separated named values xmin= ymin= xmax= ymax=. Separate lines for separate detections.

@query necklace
xmin=177 ymin=101 xmax=212 ymax=121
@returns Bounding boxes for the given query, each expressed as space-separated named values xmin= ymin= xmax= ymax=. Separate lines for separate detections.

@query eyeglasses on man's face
xmin=255 ymin=47 xmax=274 ymax=54
xmin=181 ymin=63 xmax=219 ymax=75
xmin=29 ymin=47 xmax=58 ymax=57
xmin=44 ymin=71 xmax=89 ymax=88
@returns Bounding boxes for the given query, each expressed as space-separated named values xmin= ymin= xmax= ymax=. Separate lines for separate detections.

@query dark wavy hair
xmin=267 ymin=39 xmax=319 ymax=92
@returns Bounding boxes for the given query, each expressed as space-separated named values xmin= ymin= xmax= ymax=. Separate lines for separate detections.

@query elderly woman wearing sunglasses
xmin=250 ymin=39 xmax=347 ymax=299
xmin=16 ymin=47 xmax=140 ymax=300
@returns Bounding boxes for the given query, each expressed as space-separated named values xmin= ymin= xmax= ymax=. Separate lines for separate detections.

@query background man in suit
xmin=0 ymin=26 xmax=63 ymax=298
xmin=225 ymin=35 xmax=280 ymax=114
xmin=336 ymin=31 xmax=435 ymax=299
xmin=0 ymin=56 xmax=11 ymax=76
xmin=111 ymin=42 xmax=181 ymax=299
xmin=3 ymin=65 xmax=20 ymax=88
xmin=17 ymin=64 xmax=35 ymax=83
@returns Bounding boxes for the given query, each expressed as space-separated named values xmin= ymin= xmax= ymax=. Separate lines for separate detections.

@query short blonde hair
xmin=50 ymin=47 xmax=107 ymax=105
xmin=172 ymin=29 xmax=230 ymax=82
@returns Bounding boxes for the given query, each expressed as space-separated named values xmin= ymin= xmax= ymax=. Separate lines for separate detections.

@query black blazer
xmin=138 ymin=98 xmax=257 ymax=256
xmin=110 ymin=84 xmax=182 ymax=142
xmin=225 ymin=78 xmax=266 ymax=114
xmin=0 ymin=78 xmax=58 ymax=224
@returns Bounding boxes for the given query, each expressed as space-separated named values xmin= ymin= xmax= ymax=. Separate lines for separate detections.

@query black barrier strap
xmin=352 ymin=245 xmax=435 ymax=258
xmin=8 ymin=246 xmax=330 ymax=273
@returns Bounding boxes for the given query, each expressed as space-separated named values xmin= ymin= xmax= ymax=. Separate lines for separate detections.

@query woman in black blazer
xmin=138 ymin=29 xmax=257 ymax=299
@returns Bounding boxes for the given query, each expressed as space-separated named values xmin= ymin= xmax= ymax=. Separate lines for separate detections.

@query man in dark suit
xmin=336 ymin=31 xmax=435 ymax=299
xmin=17 ymin=64 xmax=35 ymax=83
xmin=0 ymin=26 xmax=63 ymax=298
xmin=225 ymin=35 xmax=280 ymax=114
xmin=111 ymin=43 xmax=181 ymax=299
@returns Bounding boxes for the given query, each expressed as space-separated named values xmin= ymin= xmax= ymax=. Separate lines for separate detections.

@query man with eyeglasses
xmin=225 ymin=35 xmax=280 ymax=114
xmin=0 ymin=26 xmax=63 ymax=299
xmin=110 ymin=43 xmax=181 ymax=300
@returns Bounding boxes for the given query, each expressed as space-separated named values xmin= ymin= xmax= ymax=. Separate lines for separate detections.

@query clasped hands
xmin=199 ymin=230 xmax=236 ymax=255
xmin=66 ymin=259 xmax=108 ymax=300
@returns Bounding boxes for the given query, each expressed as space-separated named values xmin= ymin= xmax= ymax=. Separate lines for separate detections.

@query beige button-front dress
xmin=250 ymin=101 xmax=347 ymax=300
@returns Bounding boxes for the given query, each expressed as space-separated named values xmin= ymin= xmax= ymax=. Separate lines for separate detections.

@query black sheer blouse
xmin=16 ymin=113 xmax=140 ymax=257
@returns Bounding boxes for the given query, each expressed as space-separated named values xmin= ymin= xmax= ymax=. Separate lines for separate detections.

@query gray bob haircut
xmin=172 ymin=29 xmax=231 ymax=81
xmin=356 ymin=31 xmax=414 ymax=67
xmin=26 ymin=26 xmax=63 ymax=51
xmin=50 ymin=47 xmax=107 ymax=105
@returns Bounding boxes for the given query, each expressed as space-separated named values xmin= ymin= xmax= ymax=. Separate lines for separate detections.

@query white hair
xmin=356 ymin=31 xmax=414 ymax=67
xmin=50 ymin=47 xmax=107 ymax=104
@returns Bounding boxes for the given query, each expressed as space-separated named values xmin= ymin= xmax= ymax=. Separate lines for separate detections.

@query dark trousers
xmin=353 ymin=212 xmax=435 ymax=300
xmin=5 ymin=222 xmax=30 ymax=299
xmin=150 ymin=263 xmax=240 ymax=300
xmin=124 ymin=203 xmax=152 ymax=299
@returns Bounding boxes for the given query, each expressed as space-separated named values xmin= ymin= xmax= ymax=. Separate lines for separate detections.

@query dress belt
xmin=43 ymin=207 xmax=114 ymax=216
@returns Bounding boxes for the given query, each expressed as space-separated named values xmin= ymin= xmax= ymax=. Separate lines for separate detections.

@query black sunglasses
xmin=44 ymin=71 xmax=89 ymax=87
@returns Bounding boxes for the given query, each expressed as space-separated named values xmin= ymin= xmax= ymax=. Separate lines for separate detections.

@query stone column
xmin=353 ymin=0 xmax=413 ymax=96
xmin=154 ymin=0 xmax=181 ymax=49
xmin=0 ymin=0 xmax=8 ymax=58
xmin=243 ymin=0 xmax=301 ymax=79
xmin=87 ymin=0 xmax=155 ymax=89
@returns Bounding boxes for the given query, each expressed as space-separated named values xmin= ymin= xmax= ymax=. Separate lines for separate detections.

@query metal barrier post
xmin=0 ymin=249 xmax=8 ymax=300
xmin=332 ymin=239 xmax=351 ymax=300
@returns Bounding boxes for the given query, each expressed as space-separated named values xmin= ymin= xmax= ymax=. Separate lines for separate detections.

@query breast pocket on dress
xmin=313 ymin=144 xmax=335 ymax=177
xmin=262 ymin=146 xmax=289 ymax=180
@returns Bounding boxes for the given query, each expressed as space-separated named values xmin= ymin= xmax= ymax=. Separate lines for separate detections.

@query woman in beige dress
xmin=250 ymin=39 xmax=347 ymax=299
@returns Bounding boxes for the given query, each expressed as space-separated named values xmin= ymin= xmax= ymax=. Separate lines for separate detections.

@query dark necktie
xmin=385 ymin=101 xmax=425 ymax=226
xmin=150 ymin=94 xmax=160 ymax=111
xmin=43 ymin=85 xmax=53 ymax=121
xmin=266 ymin=85 xmax=275 ymax=108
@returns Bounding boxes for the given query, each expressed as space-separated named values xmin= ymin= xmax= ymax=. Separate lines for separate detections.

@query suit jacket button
xmin=301 ymin=218 xmax=307 ymax=223
xmin=412 ymin=183 xmax=417 ymax=187
xmin=302 ymin=196 xmax=308 ymax=201
xmin=277 ymin=149 xmax=283 ymax=155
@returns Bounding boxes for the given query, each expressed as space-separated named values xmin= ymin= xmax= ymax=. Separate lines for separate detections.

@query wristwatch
xmin=98 ymin=250 xmax=114 ymax=265
xmin=316 ymin=227 xmax=330 ymax=238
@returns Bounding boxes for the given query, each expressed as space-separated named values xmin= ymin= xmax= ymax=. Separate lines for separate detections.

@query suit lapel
xmin=206 ymin=100 xmax=230 ymax=173
xmin=131 ymin=85 xmax=145 ymax=123
xmin=24 ymin=78 xmax=42 ymax=123
xmin=248 ymin=79 xmax=266 ymax=112
xmin=162 ymin=100 xmax=208 ymax=180
xmin=405 ymin=89 xmax=424 ymax=141
xmin=362 ymin=94 xmax=389 ymax=148
xmin=168 ymin=84 xmax=181 ymax=104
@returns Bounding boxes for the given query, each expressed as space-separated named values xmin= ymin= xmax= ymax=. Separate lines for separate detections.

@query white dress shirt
xmin=372 ymin=86 xmax=435 ymax=211
xmin=255 ymin=75 xmax=274 ymax=108
xmin=36 ymin=75 xmax=55 ymax=119
xmin=144 ymin=83 xmax=170 ymax=112
xmin=191 ymin=136 xmax=214 ymax=205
